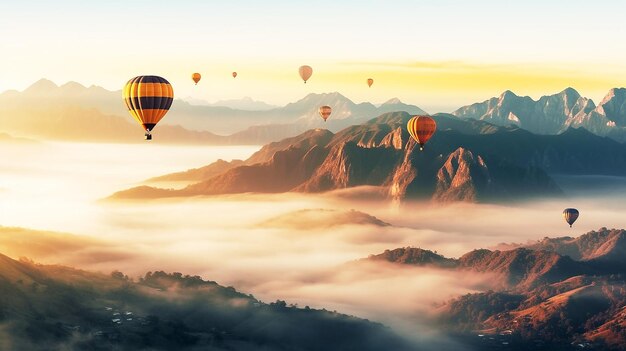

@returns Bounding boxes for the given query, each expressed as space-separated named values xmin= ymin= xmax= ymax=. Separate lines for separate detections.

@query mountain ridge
xmin=368 ymin=228 xmax=626 ymax=349
xmin=111 ymin=110 xmax=626 ymax=202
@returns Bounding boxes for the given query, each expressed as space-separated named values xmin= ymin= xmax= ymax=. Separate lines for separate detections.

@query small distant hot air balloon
xmin=232 ymin=72 xmax=237 ymax=78
xmin=319 ymin=106 xmax=332 ymax=122
xmin=407 ymin=115 xmax=437 ymax=151
xmin=563 ymin=208 xmax=579 ymax=228
xmin=192 ymin=73 xmax=201 ymax=85
xmin=367 ymin=78 xmax=374 ymax=87
xmin=299 ymin=65 xmax=313 ymax=83
xmin=123 ymin=75 xmax=173 ymax=140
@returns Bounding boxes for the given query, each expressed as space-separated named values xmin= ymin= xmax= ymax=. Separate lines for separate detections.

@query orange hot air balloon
xmin=192 ymin=73 xmax=201 ymax=85
xmin=367 ymin=78 xmax=374 ymax=87
xmin=407 ymin=115 xmax=437 ymax=151
xmin=123 ymin=75 xmax=174 ymax=140
xmin=232 ymin=72 xmax=237 ymax=78
xmin=319 ymin=105 xmax=332 ymax=122
xmin=299 ymin=65 xmax=313 ymax=83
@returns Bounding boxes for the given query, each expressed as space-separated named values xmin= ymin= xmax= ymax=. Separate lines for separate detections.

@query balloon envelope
xmin=407 ymin=115 xmax=437 ymax=150
xmin=367 ymin=78 xmax=374 ymax=87
xmin=232 ymin=72 xmax=237 ymax=78
xmin=299 ymin=65 xmax=313 ymax=83
xmin=123 ymin=75 xmax=173 ymax=139
xmin=563 ymin=208 xmax=579 ymax=227
xmin=319 ymin=105 xmax=332 ymax=122
xmin=192 ymin=73 xmax=201 ymax=84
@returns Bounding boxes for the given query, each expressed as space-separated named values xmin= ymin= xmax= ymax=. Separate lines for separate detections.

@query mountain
xmin=260 ymin=209 xmax=391 ymax=229
xmin=182 ymin=96 xmax=278 ymax=111
xmin=109 ymin=110 xmax=626 ymax=202
xmin=0 ymin=80 xmax=228 ymax=144
xmin=452 ymin=88 xmax=596 ymax=135
xmin=0 ymin=252 xmax=416 ymax=351
xmin=452 ymin=87 xmax=626 ymax=142
xmin=432 ymin=148 xmax=492 ymax=202
xmin=366 ymin=247 xmax=586 ymax=291
xmin=368 ymin=228 xmax=626 ymax=350
xmin=209 ymin=96 xmax=278 ymax=110
xmin=507 ymin=228 xmax=626 ymax=271
xmin=365 ymin=247 xmax=457 ymax=268
xmin=0 ymin=80 xmax=427 ymax=144
xmin=568 ymin=88 xmax=626 ymax=141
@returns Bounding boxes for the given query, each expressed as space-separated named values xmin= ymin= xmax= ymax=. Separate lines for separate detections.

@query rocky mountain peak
xmin=382 ymin=97 xmax=402 ymax=105
xmin=433 ymin=148 xmax=491 ymax=202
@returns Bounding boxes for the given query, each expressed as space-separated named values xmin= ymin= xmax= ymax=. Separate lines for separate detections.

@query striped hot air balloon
xmin=367 ymin=78 xmax=374 ymax=87
xmin=232 ymin=71 xmax=237 ymax=78
xmin=192 ymin=73 xmax=201 ymax=85
xmin=123 ymin=75 xmax=174 ymax=140
xmin=319 ymin=105 xmax=332 ymax=122
xmin=563 ymin=208 xmax=579 ymax=228
xmin=407 ymin=115 xmax=437 ymax=151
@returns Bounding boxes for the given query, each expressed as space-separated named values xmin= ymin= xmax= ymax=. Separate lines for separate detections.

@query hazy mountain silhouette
xmin=184 ymin=96 xmax=279 ymax=111
xmin=0 ymin=80 xmax=427 ymax=143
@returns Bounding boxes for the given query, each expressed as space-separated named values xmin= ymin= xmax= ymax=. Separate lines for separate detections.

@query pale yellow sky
xmin=1 ymin=0 xmax=626 ymax=112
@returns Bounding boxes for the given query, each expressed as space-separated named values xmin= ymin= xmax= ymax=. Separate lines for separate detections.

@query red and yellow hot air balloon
xmin=191 ymin=73 xmax=201 ymax=85
xmin=232 ymin=71 xmax=237 ymax=78
xmin=367 ymin=78 xmax=374 ymax=87
xmin=123 ymin=75 xmax=174 ymax=140
xmin=319 ymin=105 xmax=332 ymax=122
xmin=407 ymin=115 xmax=437 ymax=151
xmin=299 ymin=65 xmax=313 ymax=83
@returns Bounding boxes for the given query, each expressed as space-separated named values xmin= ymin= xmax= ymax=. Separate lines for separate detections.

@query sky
xmin=2 ymin=0 xmax=626 ymax=112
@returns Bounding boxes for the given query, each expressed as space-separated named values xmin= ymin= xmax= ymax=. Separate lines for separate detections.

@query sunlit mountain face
xmin=2 ymin=1 xmax=626 ymax=350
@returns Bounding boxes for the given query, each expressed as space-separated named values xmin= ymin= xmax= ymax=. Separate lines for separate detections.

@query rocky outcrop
xmin=433 ymin=148 xmax=491 ymax=202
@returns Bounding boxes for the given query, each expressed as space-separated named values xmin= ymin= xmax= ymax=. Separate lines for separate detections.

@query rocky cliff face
xmin=433 ymin=148 xmax=491 ymax=202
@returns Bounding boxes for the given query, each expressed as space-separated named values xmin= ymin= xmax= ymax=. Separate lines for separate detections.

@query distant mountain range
xmin=111 ymin=111 xmax=626 ymax=202
xmin=183 ymin=96 xmax=279 ymax=110
xmin=5 ymin=79 xmax=626 ymax=146
xmin=367 ymin=228 xmax=626 ymax=350
xmin=0 ymin=79 xmax=426 ymax=144
xmin=453 ymin=87 xmax=626 ymax=142
xmin=0 ymin=252 xmax=415 ymax=351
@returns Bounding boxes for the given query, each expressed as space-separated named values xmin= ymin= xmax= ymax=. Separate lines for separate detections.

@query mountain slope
xmin=368 ymin=228 xmax=626 ymax=349
xmin=0 ymin=253 xmax=416 ymax=351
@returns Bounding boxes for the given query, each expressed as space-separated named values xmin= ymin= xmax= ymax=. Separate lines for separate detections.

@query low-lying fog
xmin=1 ymin=141 xmax=625 ymax=346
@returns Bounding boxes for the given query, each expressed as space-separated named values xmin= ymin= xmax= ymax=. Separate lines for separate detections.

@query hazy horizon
xmin=3 ymin=1 xmax=626 ymax=112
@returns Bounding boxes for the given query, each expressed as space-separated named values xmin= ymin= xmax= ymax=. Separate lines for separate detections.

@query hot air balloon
xmin=192 ymin=73 xmax=201 ymax=85
xmin=299 ymin=65 xmax=313 ymax=83
xmin=319 ymin=105 xmax=332 ymax=122
xmin=563 ymin=208 xmax=579 ymax=228
xmin=407 ymin=115 xmax=437 ymax=151
xmin=367 ymin=78 xmax=374 ymax=87
xmin=232 ymin=72 xmax=237 ymax=78
xmin=123 ymin=75 xmax=173 ymax=140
